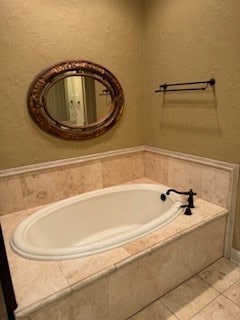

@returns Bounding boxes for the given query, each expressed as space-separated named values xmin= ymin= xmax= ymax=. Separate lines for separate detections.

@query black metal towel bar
xmin=155 ymin=78 xmax=215 ymax=93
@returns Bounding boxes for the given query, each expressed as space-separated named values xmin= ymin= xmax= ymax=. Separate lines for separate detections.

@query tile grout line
xmin=159 ymin=273 xmax=222 ymax=320
xmin=158 ymin=273 xmax=212 ymax=319
xmin=188 ymin=293 xmax=222 ymax=319
xmin=221 ymin=278 xmax=240 ymax=308
xmin=188 ymin=292 xmax=240 ymax=319
xmin=158 ymin=298 xmax=181 ymax=320
xmin=187 ymin=272 xmax=240 ymax=318
xmin=56 ymin=261 xmax=72 ymax=289
xmin=196 ymin=268 xmax=240 ymax=296
xmin=220 ymin=292 xmax=240 ymax=309
xmin=124 ymin=293 xmax=165 ymax=319
xmin=195 ymin=273 xmax=223 ymax=294
xmin=125 ymin=299 xmax=179 ymax=320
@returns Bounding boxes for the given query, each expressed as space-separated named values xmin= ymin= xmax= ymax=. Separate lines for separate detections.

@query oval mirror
xmin=28 ymin=61 xmax=124 ymax=140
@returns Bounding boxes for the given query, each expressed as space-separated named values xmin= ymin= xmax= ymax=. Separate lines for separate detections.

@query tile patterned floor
xmin=128 ymin=258 xmax=240 ymax=320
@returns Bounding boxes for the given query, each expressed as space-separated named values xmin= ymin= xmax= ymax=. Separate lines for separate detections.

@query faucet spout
xmin=166 ymin=189 xmax=191 ymax=196
xmin=165 ymin=188 xmax=197 ymax=215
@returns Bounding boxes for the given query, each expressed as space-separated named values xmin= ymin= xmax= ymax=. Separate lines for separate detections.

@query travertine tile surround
xmin=0 ymin=183 xmax=228 ymax=319
xmin=0 ymin=146 xmax=238 ymax=319
xmin=0 ymin=147 xmax=237 ymax=213
xmin=0 ymin=151 xmax=144 ymax=215
xmin=0 ymin=146 xmax=238 ymax=255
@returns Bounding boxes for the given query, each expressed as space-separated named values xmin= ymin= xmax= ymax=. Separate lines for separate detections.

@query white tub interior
xmin=10 ymin=184 xmax=183 ymax=260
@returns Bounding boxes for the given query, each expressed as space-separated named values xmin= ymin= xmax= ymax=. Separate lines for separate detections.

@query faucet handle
xmin=187 ymin=189 xmax=197 ymax=208
xmin=189 ymin=188 xmax=197 ymax=195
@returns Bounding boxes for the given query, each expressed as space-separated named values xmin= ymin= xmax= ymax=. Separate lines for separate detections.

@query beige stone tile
xmin=101 ymin=152 xmax=144 ymax=187
xmin=20 ymin=159 xmax=102 ymax=210
xmin=0 ymin=210 xmax=69 ymax=313
xmin=123 ymin=177 xmax=159 ymax=185
xmin=109 ymin=251 xmax=161 ymax=320
xmin=123 ymin=227 xmax=177 ymax=256
xmin=123 ymin=212 xmax=192 ymax=256
xmin=58 ymin=247 xmax=130 ymax=285
xmin=26 ymin=204 xmax=48 ymax=215
xmin=28 ymin=277 xmax=109 ymax=320
xmin=161 ymin=276 xmax=219 ymax=320
xmin=194 ymin=198 xmax=227 ymax=219
xmin=63 ymin=160 xmax=102 ymax=197
xmin=1 ymin=206 xmax=47 ymax=259
xmin=20 ymin=169 xmax=69 ymax=209
xmin=124 ymin=213 xmax=226 ymax=308
xmin=120 ymin=215 xmax=225 ymax=319
xmin=9 ymin=256 xmax=69 ymax=312
xmin=144 ymin=151 xmax=169 ymax=185
xmin=142 ymin=235 xmax=192 ymax=298
xmin=129 ymin=299 xmax=178 ymax=320
xmin=124 ymin=197 xmax=225 ymax=256
xmin=187 ymin=217 xmax=226 ymax=268
xmin=0 ymin=210 xmax=29 ymax=243
xmin=5 ymin=160 xmax=102 ymax=216
xmin=223 ymin=279 xmax=240 ymax=307
xmin=0 ymin=176 xmax=25 ymax=215
xmin=1 ymin=211 xmax=29 ymax=267
xmin=168 ymin=158 xmax=202 ymax=197
xmin=201 ymin=167 xmax=232 ymax=209
xmin=198 ymin=258 xmax=240 ymax=292
xmin=156 ymin=216 xmax=226 ymax=297
xmin=191 ymin=295 xmax=240 ymax=320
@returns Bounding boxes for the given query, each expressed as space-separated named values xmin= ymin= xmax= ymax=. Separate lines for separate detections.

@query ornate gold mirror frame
xmin=27 ymin=60 xmax=124 ymax=140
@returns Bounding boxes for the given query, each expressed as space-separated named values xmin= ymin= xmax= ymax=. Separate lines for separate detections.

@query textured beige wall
xmin=0 ymin=0 xmax=143 ymax=168
xmin=1 ymin=1 xmax=240 ymax=249
xmin=143 ymin=0 xmax=240 ymax=249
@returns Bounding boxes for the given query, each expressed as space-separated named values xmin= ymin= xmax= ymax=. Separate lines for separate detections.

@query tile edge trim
xmin=144 ymin=146 xmax=239 ymax=171
xmin=1 ymin=145 xmax=238 ymax=178
xmin=0 ymin=146 xmax=144 ymax=178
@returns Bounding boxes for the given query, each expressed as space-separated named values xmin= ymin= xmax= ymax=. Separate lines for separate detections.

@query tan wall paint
xmin=143 ymin=0 xmax=240 ymax=249
xmin=0 ymin=0 xmax=143 ymax=168
xmin=1 ymin=0 xmax=240 ymax=249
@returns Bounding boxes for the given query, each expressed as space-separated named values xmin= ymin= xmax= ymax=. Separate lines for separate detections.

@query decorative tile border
xmin=0 ymin=147 xmax=144 ymax=178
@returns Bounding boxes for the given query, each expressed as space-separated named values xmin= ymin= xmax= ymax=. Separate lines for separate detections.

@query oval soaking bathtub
xmin=10 ymin=184 xmax=183 ymax=260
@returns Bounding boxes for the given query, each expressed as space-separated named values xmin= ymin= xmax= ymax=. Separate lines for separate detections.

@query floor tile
xmin=223 ymin=279 xmax=240 ymax=307
xmin=128 ymin=300 xmax=178 ymax=320
xmin=198 ymin=258 xmax=240 ymax=292
xmin=191 ymin=295 xmax=240 ymax=320
xmin=160 ymin=276 xmax=219 ymax=320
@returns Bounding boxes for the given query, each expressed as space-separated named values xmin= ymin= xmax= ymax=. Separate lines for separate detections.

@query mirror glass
xmin=46 ymin=75 xmax=112 ymax=127
xmin=28 ymin=60 xmax=124 ymax=140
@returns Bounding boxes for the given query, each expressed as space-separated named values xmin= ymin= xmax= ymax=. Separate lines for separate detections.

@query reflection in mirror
xmin=28 ymin=60 xmax=124 ymax=140
xmin=46 ymin=76 xmax=112 ymax=126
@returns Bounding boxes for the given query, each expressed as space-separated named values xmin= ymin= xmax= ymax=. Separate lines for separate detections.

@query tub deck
xmin=0 ymin=178 xmax=228 ymax=320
